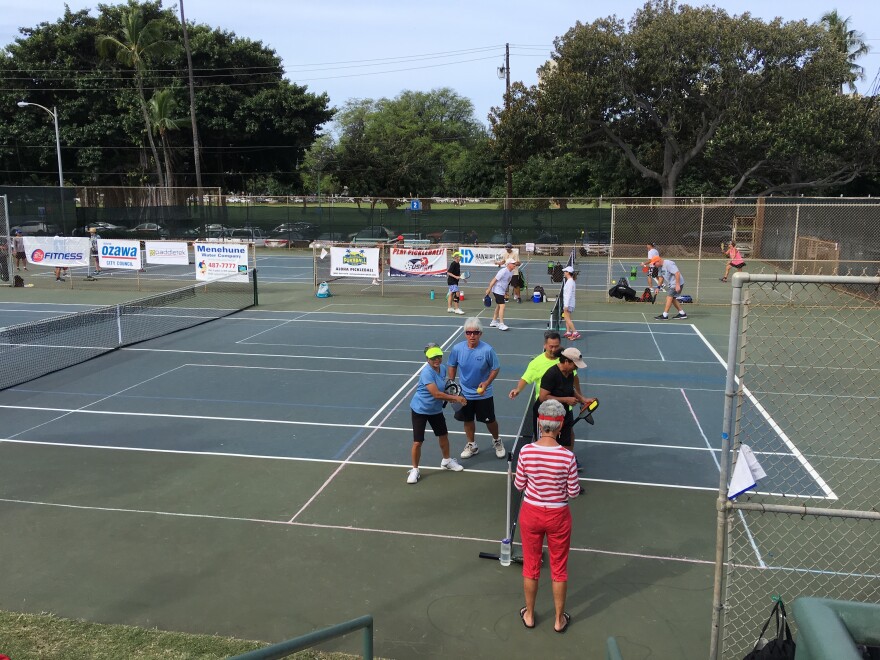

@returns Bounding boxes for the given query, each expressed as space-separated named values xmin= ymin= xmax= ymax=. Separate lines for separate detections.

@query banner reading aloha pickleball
xmin=23 ymin=236 xmax=89 ymax=268
xmin=145 ymin=240 xmax=189 ymax=265
xmin=97 ymin=239 xmax=141 ymax=270
xmin=458 ymin=246 xmax=519 ymax=268
xmin=193 ymin=242 xmax=249 ymax=282
xmin=330 ymin=246 xmax=379 ymax=278
xmin=389 ymin=247 xmax=448 ymax=277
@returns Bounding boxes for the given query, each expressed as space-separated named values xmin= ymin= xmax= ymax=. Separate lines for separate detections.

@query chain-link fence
xmin=1 ymin=195 xmax=11 ymax=286
xmin=709 ymin=273 xmax=880 ymax=660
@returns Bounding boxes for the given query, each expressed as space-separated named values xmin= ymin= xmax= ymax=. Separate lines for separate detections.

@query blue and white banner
xmin=23 ymin=236 xmax=89 ymax=268
xmin=193 ymin=242 xmax=249 ymax=282
xmin=458 ymin=246 xmax=519 ymax=268
xmin=330 ymin=246 xmax=379 ymax=278
xmin=389 ymin=247 xmax=447 ymax=277
xmin=145 ymin=240 xmax=189 ymax=265
xmin=97 ymin=239 xmax=141 ymax=270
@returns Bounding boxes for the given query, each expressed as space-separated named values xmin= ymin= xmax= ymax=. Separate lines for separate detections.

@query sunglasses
xmin=465 ymin=330 xmax=482 ymax=336
xmin=427 ymin=355 xmax=443 ymax=360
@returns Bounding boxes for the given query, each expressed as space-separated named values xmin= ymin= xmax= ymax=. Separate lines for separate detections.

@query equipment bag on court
xmin=13 ymin=275 xmax=25 ymax=288
xmin=609 ymin=277 xmax=639 ymax=301
xmin=533 ymin=285 xmax=546 ymax=302
xmin=676 ymin=294 xmax=693 ymax=303
xmin=316 ymin=281 xmax=332 ymax=298
xmin=742 ymin=599 xmax=795 ymax=660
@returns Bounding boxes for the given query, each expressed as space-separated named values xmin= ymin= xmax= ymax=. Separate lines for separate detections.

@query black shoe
xmin=673 ymin=312 xmax=688 ymax=320
xmin=654 ymin=314 xmax=668 ymax=320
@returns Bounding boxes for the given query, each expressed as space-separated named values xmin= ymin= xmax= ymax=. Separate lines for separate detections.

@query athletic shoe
xmin=441 ymin=457 xmax=464 ymax=471
xmin=497 ymin=323 xmax=509 ymax=331
xmin=719 ymin=277 xmax=727 ymax=282
xmin=569 ymin=332 xmax=581 ymax=340
xmin=406 ymin=468 xmax=420 ymax=484
xmin=493 ymin=438 xmax=506 ymax=458
xmin=489 ymin=319 xmax=500 ymax=327
xmin=673 ymin=312 xmax=688 ymax=320
xmin=461 ymin=442 xmax=479 ymax=459
xmin=563 ymin=331 xmax=572 ymax=339
xmin=56 ymin=278 xmax=65 ymax=282
xmin=454 ymin=308 xmax=464 ymax=315
xmin=654 ymin=314 xmax=668 ymax=320
xmin=371 ymin=279 xmax=380 ymax=285
xmin=447 ymin=307 xmax=455 ymax=313
xmin=504 ymin=297 xmax=509 ymax=302
xmin=516 ymin=297 xmax=522 ymax=303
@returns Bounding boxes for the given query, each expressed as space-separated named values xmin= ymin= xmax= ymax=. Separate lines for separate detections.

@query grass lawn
xmin=0 ymin=610 xmax=357 ymax=660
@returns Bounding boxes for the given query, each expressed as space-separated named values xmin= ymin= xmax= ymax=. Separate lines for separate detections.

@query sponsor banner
xmin=193 ymin=242 xmax=249 ymax=282
xmin=389 ymin=247 xmax=448 ymax=277
xmin=145 ymin=240 xmax=189 ymax=265
xmin=97 ymin=239 xmax=141 ymax=270
xmin=458 ymin=246 xmax=519 ymax=268
xmin=330 ymin=246 xmax=379 ymax=278
xmin=23 ymin=236 xmax=89 ymax=267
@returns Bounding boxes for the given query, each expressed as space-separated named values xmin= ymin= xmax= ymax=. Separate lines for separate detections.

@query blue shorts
xmin=448 ymin=284 xmax=459 ymax=293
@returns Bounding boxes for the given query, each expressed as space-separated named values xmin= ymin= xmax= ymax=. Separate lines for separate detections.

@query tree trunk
xmin=135 ymin=75 xmax=166 ymax=197
xmin=179 ymin=0 xmax=203 ymax=198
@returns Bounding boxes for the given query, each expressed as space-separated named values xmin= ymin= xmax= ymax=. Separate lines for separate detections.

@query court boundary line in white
xmin=641 ymin=311 xmax=666 ymax=361
xmin=235 ymin=303 xmax=335 ymax=344
xmin=690 ymin=325 xmax=837 ymax=500
xmin=0 ymin=497 xmax=716 ymax=567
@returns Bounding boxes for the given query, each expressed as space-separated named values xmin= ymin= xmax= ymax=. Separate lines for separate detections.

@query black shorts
xmin=511 ymin=274 xmax=523 ymax=289
xmin=411 ymin=410 xmax=448 ymax=443
xmin=15 ymin=252 xmax=25 ymax=260
xmin=650 ymin=266 xmax=659 ymax=278
xmin=454 ymin=397 xmax=496 ymax=424
xmin=493 ymin=292 xmax=506 ymax=305
xmin=732 ymin=262 xmax=746 ymax=269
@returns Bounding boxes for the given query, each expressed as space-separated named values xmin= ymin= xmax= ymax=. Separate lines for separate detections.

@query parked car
xmin=351 ymin=226 xmax=398 ymax=245
xmin=129 ymin=223 xmax=169 ymax=238
xmin=228 ymin=227 xmax=267 ymax=246
xmin=309 ymin=232 xmax=346 ymax=247
xmin=272 ymin=222 xmax=320 ymax=239
xmin=434 ymin=229 xmax=467 ymax=245
xmin=533 ymin=232 xmax=562 ymax=255
xmin=581 ymin=231 xmax=611 ymax=256
xmin=10 ymin=221 xmax=59 ymax=236
xmin=487 ymin=232 xmax=517 ymax=245
xmin=681 ymin=224 xmax=751 ymax=254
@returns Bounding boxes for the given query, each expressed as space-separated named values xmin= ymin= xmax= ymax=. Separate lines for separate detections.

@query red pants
xmin=519 ymin=501 xmax=572 ymax=581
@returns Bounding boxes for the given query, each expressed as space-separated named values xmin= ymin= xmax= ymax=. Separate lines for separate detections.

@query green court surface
xmin=0 ymin=265 xmax=739 ymax=659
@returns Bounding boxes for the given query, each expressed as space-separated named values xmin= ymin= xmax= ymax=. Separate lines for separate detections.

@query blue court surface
xmin=0 ymin=305 xmax=830 ymax=500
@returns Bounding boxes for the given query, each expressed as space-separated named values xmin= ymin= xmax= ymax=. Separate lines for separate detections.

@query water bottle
xmin=499 ymin=538 xmax=512 ymax=566
xmin=629 ymin=266 xmax=637 ymax=281
xmin=429 ymin=289 xmax=435 ymax=300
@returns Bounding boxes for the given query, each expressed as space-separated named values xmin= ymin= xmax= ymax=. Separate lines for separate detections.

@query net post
xmin=116 ymin=304 xmax=123 ymax=344
xmin=252 ymin=268 xmax=259 ymax=306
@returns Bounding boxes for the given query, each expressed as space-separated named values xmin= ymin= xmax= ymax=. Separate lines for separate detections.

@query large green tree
xmin=493 ymin=0 xmax=876 ymax=198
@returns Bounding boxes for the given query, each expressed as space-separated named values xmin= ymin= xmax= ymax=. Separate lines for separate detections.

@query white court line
xmin=0 ymin=497 xmax=715 ymax=567
xmin=641 ymin=312 xmax=666 ymax=361
xmin=681 ymin=387 xmax=766 ymax=567
xmin=830 ymin=316 xmax=877 ymax=343
xmin=235 ymin=303 xmax=334 ymax=343
xmin=690 ymin=325 xmax=836 ymax=501
xmin=123 ymin=347 xmax=426 ymax=365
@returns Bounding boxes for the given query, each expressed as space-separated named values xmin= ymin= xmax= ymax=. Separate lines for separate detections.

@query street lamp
xmin=17 ymin=101 xmax=66 ymax=235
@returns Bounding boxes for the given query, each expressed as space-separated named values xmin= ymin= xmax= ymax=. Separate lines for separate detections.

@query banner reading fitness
xmin=330 ymin=246 xmax=379 ymax=278
xmin=458 ymin=246 xmax=519 ymax=268
xmin=389 ymin=247 xmax=448 ymax=277
xmin=193 ymin=242 xmax=249 ymax=282
xmin=97 ymin=239 xmax=141 ymax=270
xmin=23 ymin=236 xmax=89 ymax=268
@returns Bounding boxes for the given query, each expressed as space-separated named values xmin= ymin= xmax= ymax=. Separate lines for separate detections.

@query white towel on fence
xmin=727 ymin=444 xmax=767 ymax=500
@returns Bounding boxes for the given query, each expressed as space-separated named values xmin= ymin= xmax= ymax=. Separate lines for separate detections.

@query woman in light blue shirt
xmin=408 ymin=344 xmax=468 ymax=484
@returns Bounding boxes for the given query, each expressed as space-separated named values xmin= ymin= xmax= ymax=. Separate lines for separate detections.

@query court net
xmin=0 ymin=271 xmax=257 ymax=391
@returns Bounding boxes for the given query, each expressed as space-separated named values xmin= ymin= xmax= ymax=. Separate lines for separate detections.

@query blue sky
xmin=2 ymin=0 xmax=878 ymax=127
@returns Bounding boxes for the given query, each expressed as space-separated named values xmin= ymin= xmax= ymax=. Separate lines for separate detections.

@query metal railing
xmin=230 ymin=614 xmax=373 ymax=660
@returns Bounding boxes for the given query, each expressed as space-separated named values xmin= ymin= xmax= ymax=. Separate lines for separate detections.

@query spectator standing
xmin=651 ymin=256 xmax=687 ymax=320
xmin=89 ymin=227 xmax=102 ymax=275
xmin=446 ymin=251 xmax=464 ymax=314
xmin=447 ymin=317 xmax=505 ymax=459
xmin=561 ymin=266 xmax=580 ymax=340
xmin=515 ymin=398 xmax=580 ymax=632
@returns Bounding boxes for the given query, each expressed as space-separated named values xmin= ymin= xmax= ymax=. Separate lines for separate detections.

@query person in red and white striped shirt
xmin=514 ymin=398 xmax=581 ymax=633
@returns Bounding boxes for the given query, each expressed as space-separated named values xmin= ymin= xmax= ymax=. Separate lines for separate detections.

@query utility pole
xmin=504 ymin=43 xmax=512 ymax=233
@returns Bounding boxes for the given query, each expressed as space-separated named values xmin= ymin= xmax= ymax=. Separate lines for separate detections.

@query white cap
xmin=560 ymin=347 xmax=587 ymax=369
xmin=562 ymin=266 xmax=574 ymax=273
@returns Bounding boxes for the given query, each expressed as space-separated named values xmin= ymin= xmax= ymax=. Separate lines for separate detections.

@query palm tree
xmin=178 ymin=0 xmax=204 ymax=197
xmin=820 ymin=10 xmax=871 ymax=93
xmin=149 ymin=89 xmax=184 ymax=194
xmin=97 ymin=7 xmax=172 ymax=190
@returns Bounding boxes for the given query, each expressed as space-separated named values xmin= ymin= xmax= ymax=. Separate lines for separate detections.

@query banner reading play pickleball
xmin=97 ymin=239 xmax=141 ymax=270
xmin=23 ymin=236 xmax=89 ymax=268
xmin=330 ymin=246 xmax=379 ymax=278
xmin=389 ymin=247 xmax=448 ymax=277
xmin=145 ymin=240 xmax=189 ymax=265
xmin=457 ymin=246 xmax=519 ymax=268
xmin=193 ymin=242 xmax=249 ymax=282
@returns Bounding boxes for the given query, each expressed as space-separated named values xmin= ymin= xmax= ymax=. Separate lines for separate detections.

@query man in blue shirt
xmin=447 ymin=317 xmax=505 ymax=459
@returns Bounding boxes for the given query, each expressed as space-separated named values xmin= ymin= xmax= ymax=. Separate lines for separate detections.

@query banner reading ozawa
xmin=389 ymin=247 xmax=447 ymax=277
xmin=97 ymin=239 xmax=141 ymax=270
xmin=193 ymin=242 xmax=249 ymax=282
xmin=330 ymin=247 xmax=379 ymax=278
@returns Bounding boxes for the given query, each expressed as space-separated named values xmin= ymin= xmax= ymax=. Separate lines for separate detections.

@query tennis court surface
xmin=0 ymin=275 xmax=755 ymax=659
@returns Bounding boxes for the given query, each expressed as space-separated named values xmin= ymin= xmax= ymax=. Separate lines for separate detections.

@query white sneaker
xmin=453 ymin=308 xmax=464 ymax=315
xmin=441 ymin=457 xmax=464 ymax=471
xmin=493 ymin=439 xmax=506 ymax=458
xmin=460 ymin=442 xmax=479 ymax=458
xmin=371 ymin=279 xmax=380 ymax=285
xmin=497 ymin=323 xmax=509 ymax=331
xmin=406 ymin=468 xmax=420 ymax=484
xmin=489 ymin=320 xmax=499 ymax=327
xmin=447 ymin=307 xmax=454 ymax=313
